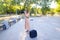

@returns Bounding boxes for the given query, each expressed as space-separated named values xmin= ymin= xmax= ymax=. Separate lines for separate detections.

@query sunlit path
xmin=0 ymin=16 xmax=60 ymax=40
xmin=0 ymin=19 xmax=25 ymax=40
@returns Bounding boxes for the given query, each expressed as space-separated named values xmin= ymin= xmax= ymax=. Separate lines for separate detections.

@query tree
xmin=0 ymin=0 xmax=7 ymax=14
xmin=40 ymin=0 xmax=52 ymax=15
xmin=55 ymin=0 xmax=60 ymax=13
xmin=55 ymin=0 xmax=60 ymax=4
xmin=24 ymin=0 xmax=40 ymax=12
xmin=0 ymin=0 xmax=54 ymax=15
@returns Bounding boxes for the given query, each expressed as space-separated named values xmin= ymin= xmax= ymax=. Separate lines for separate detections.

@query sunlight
xmin=56 ymin=28 xmax=60 ymax=32
xmin=50 ymin=1 xmax=57 ymax=8
xmin=31 ymin=1 xmax=57 ymax=8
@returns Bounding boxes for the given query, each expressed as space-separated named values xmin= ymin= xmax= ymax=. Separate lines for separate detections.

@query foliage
xmin=40 ymin=0 xmax=52 ymax=15
xmin=55 ymin=0 xmax=60 ymax=4
xmin=0 ymin=0 xmax=60 ymax=16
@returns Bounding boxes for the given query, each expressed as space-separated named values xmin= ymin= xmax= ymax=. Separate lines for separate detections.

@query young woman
xmin=25 ymin=10 xmax=30 ymax=32
xmin=24 ymin=10 xmax=37 ymax=39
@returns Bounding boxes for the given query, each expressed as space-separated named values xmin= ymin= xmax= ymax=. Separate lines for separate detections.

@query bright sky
xmin=50 ymin=1 xmax=57 ymax=8
xmin=20 ymin=1 xmax=57 ymax=8
xmin=32 ymin=1 xmax=57 ymax=8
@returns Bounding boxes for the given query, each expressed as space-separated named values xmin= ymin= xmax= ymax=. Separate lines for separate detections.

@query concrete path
xmin=0 ymin=16 xmax=60 ymax=40
xmin=0 ymin=19 xmax=25 ymax=40
xmin=29 ymin=16 xmax=60 ymax=40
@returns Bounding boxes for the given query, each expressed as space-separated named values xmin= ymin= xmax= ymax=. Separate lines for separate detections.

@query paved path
xmin=0 ymin=19 xmax=25 ymax=40
xmin=29 ymin=16 xmax=60 ymax=40
xmin=0 ymin=16 xmax=60 ymax=40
